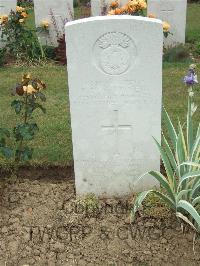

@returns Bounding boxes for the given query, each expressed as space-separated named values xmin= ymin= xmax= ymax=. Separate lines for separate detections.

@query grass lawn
xmin=186 ymin=3 xmax=200 ymax=43
xmin=0 ymin=4 xmax=200 ymax=167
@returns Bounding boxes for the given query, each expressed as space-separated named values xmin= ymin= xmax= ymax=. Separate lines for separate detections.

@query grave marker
xmin=0 ymin=0 xmax=17 ymax=47
xmin=148 ymin=0 xmax=187 ymax=47
xmin=65 ymin=16 xmax=163 ymax=196
xmin=0 ymin=0 xmax=16 ymax=15
xmin=91 ymin=0 xmax=127 ymax=16
xmin=34 ymin=0 xmax=74 ymax=46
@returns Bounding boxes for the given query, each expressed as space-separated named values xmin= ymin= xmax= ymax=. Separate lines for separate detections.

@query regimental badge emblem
xmin=93 ymin=32 xmax=137 ymax=75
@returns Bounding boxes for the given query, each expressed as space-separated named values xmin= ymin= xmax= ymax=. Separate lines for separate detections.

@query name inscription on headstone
xmin=71 ymin=80 xmax=158 ymax=105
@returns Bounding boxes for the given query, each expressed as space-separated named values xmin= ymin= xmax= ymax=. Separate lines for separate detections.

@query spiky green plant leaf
xmin=163 ymin=107 xmax=177 ymax=150
xmin=177 ymin=200 xmax=200 ymax=231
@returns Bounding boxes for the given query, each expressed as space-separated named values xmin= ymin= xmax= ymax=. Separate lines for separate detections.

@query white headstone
xmin=0 ymin=0 xmax=16 ymax=15
xmin=91 ymin=0 xmax=127 ymax=16
xmin=34 ymin=0 xmax=74 ymax=46
xmin=148 ymin=0 xmax=187 ymax=47
xmin=66 ymin=16 xmax=163 ymax=197
xmin=0 ymin=0 xmax=17 ymax=47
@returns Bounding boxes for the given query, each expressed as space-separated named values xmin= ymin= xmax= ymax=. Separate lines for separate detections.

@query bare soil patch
xmin=0 ymin=167 xmax=200 ymax=266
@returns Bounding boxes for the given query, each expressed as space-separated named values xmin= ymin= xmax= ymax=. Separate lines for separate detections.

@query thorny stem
xmin=15 ymin=92 xmax=28 ymax=163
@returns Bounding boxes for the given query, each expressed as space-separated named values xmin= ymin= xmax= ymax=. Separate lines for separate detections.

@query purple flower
xmin=184 ymin=71 xmax=198 ymax=86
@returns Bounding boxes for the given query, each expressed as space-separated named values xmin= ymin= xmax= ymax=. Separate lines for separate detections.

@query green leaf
xmin=131 ymin=190 xmax=152 ymax=221
xmin=176 ymin=189 xmax=192 ymax=202
xmin=177 ymin=200 xmax=200 ymax=231
xmin=13 ymin=123 xmax=39 ymax=141
xmin=191 ymin=181 xmax=200 ymax=198
xmin=176 ymin=133 xmax=186 ymax=177
xmin=0 ymin=128 xmax=10 ymax=138
xmin=162 ymin=134 xmax=178 ymax=174
xmin=131 ymin=189 xmax=176 ymax=223
xmin=178 ymin=171 xmax=200 ymax=189
xmin=149 ymin=171 xmax=176 ymax=202
xmin=163 ymin=107 xmax=177 ymax=150
xmin=15 ymin=146 xmax=33 ymax=162
xmin=190 ymin=135 xmax=200 ymax=167
xmin=153 ymin=138 xmax=175 ymax=187
xmin=26 ymin=104 xmax=34 ymax=116
xmin=177 ymin=120 xmax=188 ymax=163
xmin=196 ymin=123 xmax=200 ymax=140
xmin=34 ymin=103 xmax=46 ymax=113
xmin=180 ymin=162 xmax=200 ymax=169
xmin=192 ymin=196 xmax=200 ymax=206
xmin=187 ymin=96 xmax=194 ymax=156
xmin=153 ymin=191 xmax=176 ymax=209
xmin=176 ymin=212 xmax=197 ymax=231
xmin=11 ymin=100 xmax=24 ymax=114
xmin=0 ymin=147 xmax=13 ymax=158
xmin=36 ymin=92 xmax=46 ymax=102
xmin=162 ymin=134 xmax=178 ymax=189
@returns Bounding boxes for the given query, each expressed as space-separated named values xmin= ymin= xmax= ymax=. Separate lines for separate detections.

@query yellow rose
xmin=41 ymin=20 xmax=50 ymax=28
xmin=110 ymin=1 xmax=119 ymax=8
xmin=0 ymin=14 xmax=8 ymax=24
xmin=114 ymin=8 xmax=122 ymax=14
xmin=16 ymin=6 xmax=24 ymax=13
xmin=22 ymin=73 xmax=31 ymax=83
xmin=128 ymin=0 xmax=138 ymax=5
xmin=37 ymin=80 xmax=46 ymax=90
xmin=2 ymin=15 xmax=8 ymax=20
xmin=163 ymin=21 xmax=170 ymax=32
xmin=23 ymin=85 xmax=37 ymax=95
xmin=127 ymin=2 xmax=137 ymax=13
xmin=21 ymin=12 xmax=28 ymax=18
xmin=137 ymin=0 xmax=147 ymax=10
xmin=107 ymin=10 xmax=116 ymax=15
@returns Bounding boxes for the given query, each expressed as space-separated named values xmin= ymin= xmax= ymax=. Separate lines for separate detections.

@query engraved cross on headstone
xmin=161 ymin=5 xmax=174 ymax=20
xmin=101 ymin=110 xmax=132 ymax=156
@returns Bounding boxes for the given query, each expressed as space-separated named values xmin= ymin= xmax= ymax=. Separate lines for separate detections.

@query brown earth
xmin=0 ymin=167 xmax=200 ymax=266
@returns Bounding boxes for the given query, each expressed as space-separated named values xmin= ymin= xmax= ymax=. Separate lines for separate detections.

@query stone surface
xmin=147 ymin=0 xmax=187 ymax=47
xmin=0 ymin=0 xmax=16 ymax=15
xmin=0 ymin=0 xmax=17 ymax=47
xmin=91 ymin=0 xmax=127 ymax=16
xmin=34 ymin=0 xmax=74 ymax=46
xmin=66 ymin=16 xmax=163 ymax=196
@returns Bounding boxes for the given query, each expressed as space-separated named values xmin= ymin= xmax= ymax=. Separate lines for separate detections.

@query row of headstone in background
xmin=0 ymin=0 xmax=187 ymax=48
xmin=91 ymin=0 xmax=127 ymax=16
xmin=66 ymin=16 xmax=163 ymax=196
xmin=91 ymin=0 xmax=187 ymax=47
xmin=148 ymin=0 xmax=187 ymax=47
xmin=34 ymin=0 xmax=74 ymax=46
xmin=35 ymin=0 xmax=187 ymax=47
xmin=0 ymin=0 xmax=16 ymax=14
xmin=0 ymin=0 xmax=17 ymax=48
xmin=0 ymin=0 xmax=73 ymax=46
